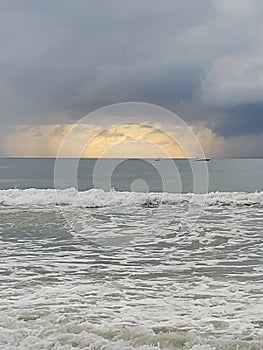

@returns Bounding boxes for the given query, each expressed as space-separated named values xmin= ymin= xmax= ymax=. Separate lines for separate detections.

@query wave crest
xmin=0 ymin=188 xmax=262 ymax=208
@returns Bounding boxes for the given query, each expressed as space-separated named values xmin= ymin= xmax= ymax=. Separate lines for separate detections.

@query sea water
xmin=0 ymin=158 xmax=262 ymax=349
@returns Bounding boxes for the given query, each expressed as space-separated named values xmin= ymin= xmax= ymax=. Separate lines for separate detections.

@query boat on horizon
xmin=195 ymin=156 xmax=210 ymax=162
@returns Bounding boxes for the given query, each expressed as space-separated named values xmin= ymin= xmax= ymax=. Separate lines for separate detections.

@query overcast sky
xmin=1 ymin=0 xmax=263 ymax=157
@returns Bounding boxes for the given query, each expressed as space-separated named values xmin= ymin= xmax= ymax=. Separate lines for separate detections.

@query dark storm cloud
xmin=212 ymin=104 xmax=263 ymax=137
xmin=0 ymin=0 xmax=263 ymax=139
xmin=0 ymin=0 xmax=213 ymax=123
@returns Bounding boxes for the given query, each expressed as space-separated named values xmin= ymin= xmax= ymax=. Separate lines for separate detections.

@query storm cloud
xmin=1 ymin=0 xmax=263 ymax=139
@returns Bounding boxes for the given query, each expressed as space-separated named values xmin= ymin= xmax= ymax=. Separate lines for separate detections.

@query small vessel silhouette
xmin=195 ymin=156 xmax=210 ymax=162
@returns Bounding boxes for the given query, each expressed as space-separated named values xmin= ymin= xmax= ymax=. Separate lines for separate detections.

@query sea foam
xmin=0 ymin=188 xmax=262 ymax=208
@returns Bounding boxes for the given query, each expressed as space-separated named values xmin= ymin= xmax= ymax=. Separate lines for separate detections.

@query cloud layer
xmin=0 ymin=0 xmax=263 ymax=156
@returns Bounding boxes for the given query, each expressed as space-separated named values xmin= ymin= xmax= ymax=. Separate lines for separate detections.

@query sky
xmin=0 ymin=0 xmax=263 ymax=157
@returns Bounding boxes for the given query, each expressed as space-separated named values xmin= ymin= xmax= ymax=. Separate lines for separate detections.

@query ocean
xmin=0 ymin=158 xmax=262 ymax=350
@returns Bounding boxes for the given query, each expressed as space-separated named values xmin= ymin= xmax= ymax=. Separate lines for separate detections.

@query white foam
xmin=0 ymin=188 xmax=262 ymax=349
xmin=0 ymin=188 xmax=262 ymax=208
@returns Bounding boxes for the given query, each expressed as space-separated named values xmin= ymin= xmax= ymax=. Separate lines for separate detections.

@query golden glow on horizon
xmin=2 ymin=122 xmax=262 ymax=158
xmin=0 ymin=123 xmax=186 ymax=158
xmin=82 ymin=124 xmax=186 ymax=158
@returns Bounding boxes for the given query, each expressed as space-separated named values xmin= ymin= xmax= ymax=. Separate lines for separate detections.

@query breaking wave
xmin=0 ymin=188 xmax=262 ymax=208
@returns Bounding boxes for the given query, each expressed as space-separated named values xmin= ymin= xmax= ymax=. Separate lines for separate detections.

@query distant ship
xmin=195 ymin=156 xmax=210 ymax=162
